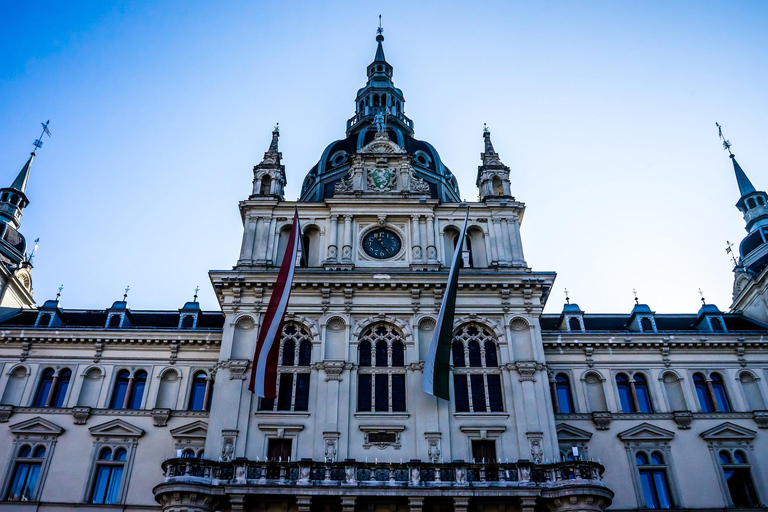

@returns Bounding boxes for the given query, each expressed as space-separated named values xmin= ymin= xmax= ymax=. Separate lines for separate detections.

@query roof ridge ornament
xmin=716 ymin=122 xmax=733 ymax=157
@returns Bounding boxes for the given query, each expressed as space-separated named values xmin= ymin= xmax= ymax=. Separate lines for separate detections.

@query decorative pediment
xmin=10 ymin=416 xmax=65 ymax=436
xmin=617 ymin=422 xmax=675 ymax=441
xmin=358 ymin=132 xmax=406 ymax=155
xmin=556 ymin=423 xmax=593 ymax=442
xmin=88 ymin=419 xmax=144 ymax=438
xmin=699 ymin=422 xmax=756 ymax=441
xmin=170 ymin=420 xmax=208 ymax=440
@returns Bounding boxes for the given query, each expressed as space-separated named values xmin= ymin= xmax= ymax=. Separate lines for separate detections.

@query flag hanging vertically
xmin=423 ymin=207 xmax=469 ymax=400
xmin=249 ymin=208 xmax=301 ymax=398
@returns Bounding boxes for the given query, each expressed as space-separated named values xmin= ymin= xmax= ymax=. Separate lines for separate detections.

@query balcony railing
xmin=161 ymin=458 xmax=605 ymax=489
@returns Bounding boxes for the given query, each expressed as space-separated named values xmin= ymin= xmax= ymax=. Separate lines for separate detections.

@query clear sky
xmin=1 ymin=1 xmax=766 ymax=314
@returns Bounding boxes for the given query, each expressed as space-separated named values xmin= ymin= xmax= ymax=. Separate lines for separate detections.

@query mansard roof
xmin=540 ymin=312 xmax=768 ymax=333
xmin=0 ymin=308 xmax=224 ymax=330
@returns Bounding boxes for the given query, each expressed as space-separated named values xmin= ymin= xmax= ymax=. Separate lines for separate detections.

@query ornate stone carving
xmin=317 ymin=361 xmax=348 ymax=381
xmin=323 ymin=431 xmax=339 ymax=461
xmin=152 ymin=408 xmax=171 ymax=427
xmin=0 ymin=405 xmax=13 ymax=423
xmin=334 ymin=173 xmax=353 ymax=193
xmin=227 ymin=359 xmax=249 ymax=380
xmin=425 ymin=432 xmax=441 ymax=462
xmin=221 ymin=430 xmax=238 ymax=462
xmin=516 ymin=361 xmax=538 ymax=381
xmin=410 ymin=172 xmax=431 ymax=194
xmin=359 ymin=131 xmax=407 ymax=154
xmin=527 ymin=432 xmax=544 ymax=463
xmin=591 ymin=411 xmax=612 ymax=430
xmin=754 ymin=410 xmax=768 ymax=429
xmin=71 ymin=406 xmax=91 ymax=425
xmin=672 ymin=411 xmax=693 ymax=429
xmin=367 ymin=167 xmax=396 ymax=192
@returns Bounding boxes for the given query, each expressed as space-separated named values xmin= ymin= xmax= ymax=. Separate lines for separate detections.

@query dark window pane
xmin=616 ymin=376 xmax=634 ymax=413
xmin=391 ymin=340 xmax=404 ymax=367
xmin=298 ymin=341 xmax=311 ymax=366
xmin=641 ymin=317 xmax=653 ymax=331
xmin=693 ymin=374 xmax=713 ymax=412
xmin=487 ymin=374 xmax=504 ymax=412
xmin=92 ymin=466 xmax=112 ymax=504
xmin=129 ymin=372 xmax=147 ymax=410
xmin=452 ymin=341 xmax=465 ymax=367
xmin=33 ymin=369 xmax=54 ymax=407
xmin=472 ymin=440 xmax=497 ymax=462
xmin=358 ymin=374 xmax=372 ymax=411
xmin=639 ymin=470 xmax=658 ymax=508
xmin=259 ymin=397 xmax=275 ymax=411
xmin=188 ymin=373 xmax=207 ymax=411
xmin=468 ymin=341 xmax=482 ymax=367
xmin=634 ymin=378 xmax=653 ymax=413
xmin=454 ymin=375 xmax=469 ymax=412
xmin=556 ymin=375 xmax=573 ymax=413
xmin=726 ymin=468 xmax=759 ymax=507
xmin=32 ymin=446 xmax=46 ymax=458
xmin=267 ymin=439 xmax=292 ymax=461
xmin=294 ymin=374 xmax=310 ymax=411
xmin=711 ymin=376 xmax=731 ymax=412
xmin=652 ymin=470 xmax=672 ymax=509
xmin=374 ymin=374 xmax=389 ymax=411
xmin=484 ymin=341 xmax=498 ymax=367
xmin=392 ymin=374 xmax=406 ymax=412
xmin=375 ymin=341 xmax=388 ymax=367
xmin=281 ymin=340 xmax=295 ymax=366
xmin=277 ymin=373 xmax=294 ymax=411
xmin=359 ymin=341 xmax=371 ymax=367
xmin=470 ymin=374 xmax=487 ymax=413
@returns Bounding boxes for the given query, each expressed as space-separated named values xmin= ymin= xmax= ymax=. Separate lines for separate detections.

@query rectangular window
xmin=454 ymin=375 xmax=470 ymax=412
xmin=358 ymin=374 xmax=372 ymax=411
xmin=618 ymin=385 xmax=634 ymax=413
xmin=294 ymin=374 xmax=310 ymax=411
xmin=7 ymin=463 xmax=41 ymax=501
xmin=391 ymin=374 xmax=406 ymax=412
xmin=374 ymin=374 xmax=389 ymax=412
xmin=277 ymin=373 xmax=294 ymax=411
xmin=470 ymin=374 xmax=487 ymax=412
xmin=487 ymin=374 xmax=504 ymax=412
xmin=92 ymin=466 xmax=123 ymax=504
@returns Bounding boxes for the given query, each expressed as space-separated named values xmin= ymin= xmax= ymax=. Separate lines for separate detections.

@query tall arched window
xmin=452 ymin=323 xmax=503 ymax=413
xmin=5 ymin=445 xmax=45 ymax=501
xmin=616 ymin=373 xmax=653 ymax=413
xmin=739 ymin=372 xmax=767 ymax=410
xmin=187 ymin=371 xmax=214 ymax=412
xmin=636 ymin=451 xmax=673 ymax=509
xmin=259 ymin=323 xmax=312 ymax=412
xmin=719 ymin=450 xmax=759 ymax=507
xmin=357 ymin=323 xmax=406 ymax=412
xmin=110 ymin=370 xmax=146 ymax=410
xmin=91 ymin=447 xmax=127 ymax=504
xmin=260 ymin=176 xmax=272 ymax=195
xmin=551 ymin=373 xmax=574 ymax=413
xmin=33 ymin=368 xmax=71 ymax=408
xmin=693 ymin=373 xmax=731 ymax=412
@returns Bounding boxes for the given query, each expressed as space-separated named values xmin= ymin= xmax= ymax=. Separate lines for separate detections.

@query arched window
xmin=188 ymin=371 xmax=213 ymax=412
xmin=466 ymin=227 xmax=488 ymax=268
xmin=747 ymin=198 xmax=756 ymax=209
xmin=492 ymin=176 xmax=504 ymax=196
xmin=260 ymin=176 xmax=272 ymax=195
xmin=551 ymin=373 xmax=574 ymax=413
xmin=5 ymin=444 xmax=45 ymax=501
xmin=181 ymin=448 xmax=196 ymax=458
xmin=33 ymin=369 xmax=55 ymax=407
xmin=443 ymin=227 xmax=461 ymax=267
xmin=301 ymin=226 xmax=321 ymax=267
xmin=693 ymin=373 xmax=730 ymax=412
xmin=719 ymin=449 xmax=759 ymax=507
xmin=32 ymin=368 xmax=71 ymax=408
xmin=452 ymin=323 xmax=503 ymax=413
xmin=739 ymin=372 xmax=767 ymax=410
xmin=357 ymin=323 xmax=406 ymax=412
xmin=616 ymin=373 xmax=653 ymax=413
xmin=758 ymin=196 xmax=766 ymax=206
xmin=259 ymin=323 xmax=312 ymax=412
xmin=636 ymin=451 xmax=673 ymax=509
xmin=110 ymin=370 xmax=146 ymax=410
xmin=91 ymin=447 xmax=127 ymax=504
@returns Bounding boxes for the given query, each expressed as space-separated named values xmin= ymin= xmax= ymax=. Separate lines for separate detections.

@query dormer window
xmin=640 ymin=317 xmax=653 ymax=331
xmin=36 ymin=312 xmax=52 ymax=328
xmin=568 ymin=317 xmax=581 ymax=331
xmin=107 ymin=314 xmax=123 ymax=328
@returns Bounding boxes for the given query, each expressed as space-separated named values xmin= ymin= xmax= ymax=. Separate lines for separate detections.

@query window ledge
xmin=354 ymin=413 xmax=410 ymax=420
xmin=254 ymin=412 xmax=310 ymax=418
xmin=453 ymin=413 xmax=510 ymax=420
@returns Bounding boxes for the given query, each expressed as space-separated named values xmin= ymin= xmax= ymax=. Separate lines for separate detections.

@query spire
xmin=268 ymin=124 xmax=280 ymax=154
xmin=10 ymin=153 xmax=34 ymax=194
xmin=731 ymin=156 xmax=756 ymax=197
xmin=374 ymin=16 xmax=386 ymax=62
xmin=250 ymin=126 xmax=286 ymax=200
xmin=477 ymin=125 xmax=512 ymax=202
xmin=481 ymin=124 xmax=500 ymax=165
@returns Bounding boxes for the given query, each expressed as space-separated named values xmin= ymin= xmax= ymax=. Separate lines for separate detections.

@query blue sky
xmin=1 ymin=1 xmax=766 ymax=314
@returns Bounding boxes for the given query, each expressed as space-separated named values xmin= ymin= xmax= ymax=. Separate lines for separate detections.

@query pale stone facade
xmin=0 ymin=29 xmax=766 ymax=512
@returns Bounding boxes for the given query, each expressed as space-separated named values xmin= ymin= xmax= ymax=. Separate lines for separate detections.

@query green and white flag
xmin=423 ymin=208 xmax=469 ymax=400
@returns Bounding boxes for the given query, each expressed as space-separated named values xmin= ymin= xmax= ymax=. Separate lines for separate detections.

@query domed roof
xmin=298 ymin=28 xmax=461 ymax=203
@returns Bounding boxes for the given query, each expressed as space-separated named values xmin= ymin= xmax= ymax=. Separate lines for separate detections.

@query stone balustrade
xmin=161 ymin=458 xmax=605 ymax=489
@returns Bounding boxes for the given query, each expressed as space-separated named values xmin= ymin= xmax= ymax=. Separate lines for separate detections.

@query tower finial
xmin=726 ymin=240 xmax=738 ymax=267
xmin=377 ymin=15 xmax=383 ymax=41
xmin=698 ymin=288 xmax=706 ymax=305
xmin=123 ymin=285 xmax=130 ymax=302
xmin=716 ymin=122 xmax=734 ymax=157
xmin=564 ymin=288 xmax=570 ymax=305
xmin=632 ymin=288 xmax=639 ymax=305
xmin=56 ymin=284 xmax=63 ymax=301
xmin=32 ymin=120 xmax=52 ymax=156
xmin=26 ymin=238 xmax=39 ymax=263
xmin=193 ymin=286 xmax=199 ymax=303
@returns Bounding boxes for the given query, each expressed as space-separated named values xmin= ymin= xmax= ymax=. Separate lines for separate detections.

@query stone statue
xmin=221 ymin=438 xmax=234 ymax=462
xmin=324 ymin=439 xmax=337 ymax=462
xmin=345 ymin=466 xmax=356 ymax=484
xmin=410 ymin=467 xmax=420 ymax=485
xmin=455 ymin=467 xmax=466 ymax=485
xmin=531 ymin=439 xmax=543 ymax=464
xmin=373 ymin=112 xmax=385 ymax=133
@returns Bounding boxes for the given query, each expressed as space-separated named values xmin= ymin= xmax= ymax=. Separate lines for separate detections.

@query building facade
xmin=0 ymin=30 xmax=767 ymax=512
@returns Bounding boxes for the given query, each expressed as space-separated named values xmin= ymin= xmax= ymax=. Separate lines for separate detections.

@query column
xmin=510 ymin=213 xmax=526 ymax=266
xmin=264 ymin=216 xmax=277 ymax=265
xmin=122 ymin=376 xmax=135 ymax=409
xmin=409 ymin=497 xmax=424 ymax=512
xmin=342 ymin=215 xmax=353 ymax=263
xmin=426 ymin=215 xmax=437 ymax=264
xmin=296 ymin=496 xmax=312 ymax=512
xmin=453 ymin=497 xmax=470 ymax=512
xmin=44 ymin=375 xmax=59 ymax=407
xmin=251 ymin=216 xmax=265 ymax=263
xmin=501 ymin=218 xmax=514 ymax=267
xmin=253 ymin=177 xmax=262 ymax=196
xmin=492 ymin=218 xmax=507 ymax=265
xmin=238 ymin=215 xmax=257 ymax=264
xmin=341 ymin=497 xmax=357 ymax=512
xmin=411 ymin=215 xmax=422 ymax=262
xmin=327 ymin=215 xmax=339 ymax=262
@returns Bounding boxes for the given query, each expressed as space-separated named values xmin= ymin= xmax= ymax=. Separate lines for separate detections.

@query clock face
xmin=363 ymin=229 xmax=402 ymax=259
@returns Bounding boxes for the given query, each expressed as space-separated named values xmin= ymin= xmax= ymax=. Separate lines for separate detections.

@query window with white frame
xmin=259 ymin=323 xmax=312 ymax=412
xmin=718 ymin=449 xmax=759 ymax=507
xmin=2 ymin=417 xmax=63 ymax=502
xmin=451 ymin=323 xmax=503 ymax=413
xmin=32 ymin=367 xmax=72 ymax=408
xmin=357 ymin=322 xmax=406 ymax=412
xmin=635 ymin=450 xmax=673 ymax=509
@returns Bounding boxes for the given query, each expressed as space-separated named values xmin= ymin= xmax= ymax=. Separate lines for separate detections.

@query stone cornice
xmin=543 ymin=336 xmax=766 ymax=349
xmin=0 ymin=330 xmax=221 ymax=345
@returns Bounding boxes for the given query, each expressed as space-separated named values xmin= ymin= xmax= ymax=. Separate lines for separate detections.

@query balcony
xmin=161 ymin=458 xmax=606 ymax=490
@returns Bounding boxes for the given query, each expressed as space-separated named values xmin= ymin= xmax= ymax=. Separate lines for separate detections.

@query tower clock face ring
xmin=363 ymin=229 xmax=402 ymax=259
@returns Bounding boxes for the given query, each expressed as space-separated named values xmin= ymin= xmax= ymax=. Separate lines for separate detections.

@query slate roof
xmin=0 ymin=308 xmax=224 ymax=330
xmin=540 ymin=313 xmax=768 ymax=333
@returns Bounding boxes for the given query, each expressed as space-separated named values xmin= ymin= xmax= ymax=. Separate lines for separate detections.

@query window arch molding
xmin=31 ymin=366 xmax=73 ymax=408
xmin=691 ymin=370 xmax=733 ymax=413
xmin=107 ymin=368 xmax=149 ymax=410
xmin=185 ymin=368 xmax=215 ymax=412
xmin=80 ymin=365 xmax=104 ymax=378
xmin=614 ymin=370 xmax=655 ymax=413
xmin=233 ymin=314 xmax=256 ymax=331
xmin=659 ymin=370 xmax=689 ymax=412
xmin=737 ymin=370 xmax=767 ymax=411
xmin=355 ymin=321 xmax=408 ymax=413
xmin=157 ymin=367 xmax=182 ymax=381
xmin=351 ymin=314 xmax=412 ymax=346
xmin=455 ymin=315 xmax=506 ymax=344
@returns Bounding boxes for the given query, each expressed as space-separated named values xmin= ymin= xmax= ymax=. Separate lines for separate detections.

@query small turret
xmin=250 ymin=125 xmax=286 ymax=201
xmin=476 ymin=125 xmax=513 ymax=202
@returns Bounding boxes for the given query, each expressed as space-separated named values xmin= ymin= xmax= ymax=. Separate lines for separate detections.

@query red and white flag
xmin=248 ymin=208 xmax=301 ymax=398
